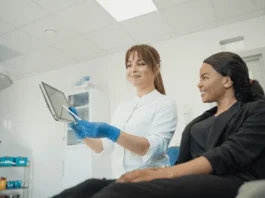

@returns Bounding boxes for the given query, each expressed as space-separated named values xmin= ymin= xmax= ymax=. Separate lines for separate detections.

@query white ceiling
xmin=0 ymin=0 xmax=264 ymax=80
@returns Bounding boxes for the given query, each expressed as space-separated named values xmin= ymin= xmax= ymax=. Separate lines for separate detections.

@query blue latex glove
xmin=68 ymin=107 xmax=120 ymax=142
xmin=69 ymin=106 xmax=79 ymax=122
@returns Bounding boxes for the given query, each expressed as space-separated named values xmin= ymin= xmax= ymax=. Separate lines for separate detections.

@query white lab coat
xmin=98 ymin=89 xmax=177 ymax=178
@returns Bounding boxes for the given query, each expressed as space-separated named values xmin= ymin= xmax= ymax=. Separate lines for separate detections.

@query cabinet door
xmin=240 ymin=47 xmax=265 ymax=89
xmin=67 ymin=92 xmax=89 ymax=146
xmin=244 ymin=55 xmax=265 ymax=88
xmin=62 ymin=147 xmax=92 ymax=189
xmin=62 ymin=88 xmax=111 ymax=189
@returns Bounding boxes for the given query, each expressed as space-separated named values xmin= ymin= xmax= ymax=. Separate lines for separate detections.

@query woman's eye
xmin=138 ymin=62 xmax=145 ymax=66
xmin=126 ymin=65 xmax=132 ymax=68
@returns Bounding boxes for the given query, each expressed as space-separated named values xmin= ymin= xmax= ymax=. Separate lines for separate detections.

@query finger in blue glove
xmin=69 ymin=106 xmax=79 ymax=122
xmin=68 ymin=122 xmax=86 ymax=139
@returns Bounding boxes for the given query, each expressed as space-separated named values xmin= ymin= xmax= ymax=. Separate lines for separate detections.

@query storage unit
xmin=0 ymin=158 xmax=31 ymax=198
xmin=65 ymin=87 xmax=110 ymax=146
xmin=62 ymin=86 xmax=112 ymax=189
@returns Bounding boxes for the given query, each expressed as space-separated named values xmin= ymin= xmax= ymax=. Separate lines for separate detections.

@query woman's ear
xmin=223 ymin=76 xmax=233 ymax=88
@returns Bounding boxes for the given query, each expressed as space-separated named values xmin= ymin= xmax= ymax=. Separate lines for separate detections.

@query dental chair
xmin=167 ymin=146 xmax=180 ymax=166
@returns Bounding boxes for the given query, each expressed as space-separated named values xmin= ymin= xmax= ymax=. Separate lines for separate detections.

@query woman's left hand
xmin=116 ymin=168 xmax=173 ymax=183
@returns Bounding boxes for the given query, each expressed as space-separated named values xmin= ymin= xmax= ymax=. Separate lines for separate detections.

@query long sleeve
xmin=142 ymin=99 xmax=177 ymax=163
xmin=203 ymin=101 xmax=265 ymax=175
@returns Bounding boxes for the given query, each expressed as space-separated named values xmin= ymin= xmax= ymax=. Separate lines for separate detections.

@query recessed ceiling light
xmin=96 ymin=0 xmax=158 ymax=22
xmin=44 ymin=29 xmax=57 ymax=36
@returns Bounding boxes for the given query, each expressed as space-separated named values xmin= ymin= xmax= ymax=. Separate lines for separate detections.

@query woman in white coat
xmin=69 ymin=44 xmax=177 ymax=178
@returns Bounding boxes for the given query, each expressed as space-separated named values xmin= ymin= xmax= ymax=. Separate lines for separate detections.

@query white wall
xmin=0 ymin=15 xmax=265 ymax=198
xmin=0 ymin=54 xmax=123 ymax=198
xmin=155 ymin=15 xmax=265 ymax=145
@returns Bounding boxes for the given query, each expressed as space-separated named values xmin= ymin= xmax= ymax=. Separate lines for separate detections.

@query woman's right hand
xmin=116 ymin=167 xmax=173 ymax=183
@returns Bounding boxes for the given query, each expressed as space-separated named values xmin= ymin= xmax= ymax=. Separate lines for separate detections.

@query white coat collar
xmin=134 ymin=89 xmax=161 ymax=107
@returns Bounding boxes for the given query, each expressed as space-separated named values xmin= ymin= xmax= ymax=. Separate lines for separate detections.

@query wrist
xmin=107 ymin=126 xmax=121 ymax=142
xmin=170 ymin=164 xmax=190 ymax=178
xmin=158 ymin=167 xmax=175 ymax=179
xmin=165 ymin=167 xmax=176 ymax=179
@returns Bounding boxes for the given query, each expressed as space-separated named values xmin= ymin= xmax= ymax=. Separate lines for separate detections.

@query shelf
xmin=66 ymin=144 xmax=86 ymax=148
xmin=68 ymin=92 xmax=89 ymax=107
xmin=75 ymin=105 xmax=89 ymax=110
xmin=0 ymin=187 xmax=28 ymax=191
xmin=0 ymin=166 xmax=29 ymax=168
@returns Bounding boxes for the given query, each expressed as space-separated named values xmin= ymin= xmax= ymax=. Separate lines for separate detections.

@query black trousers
xmin=52 ymin=175 xmax=242 ymax=198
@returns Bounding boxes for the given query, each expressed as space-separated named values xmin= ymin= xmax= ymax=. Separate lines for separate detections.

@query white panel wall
xmin=0 ymin=57 xmax=119 ymax=198
xmin=0 ymin=15 xmax=265 ymax=198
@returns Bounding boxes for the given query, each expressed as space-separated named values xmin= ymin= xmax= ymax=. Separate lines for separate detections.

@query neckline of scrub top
xmin=135 ymin=89 xmax=158 ymax=99
xmin=134 ymin=89 xmax=160 ymax=107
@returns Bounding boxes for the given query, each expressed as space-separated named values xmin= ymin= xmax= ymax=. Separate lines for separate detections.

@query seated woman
xmin=52 ymin=51 xmax=265 ymax=198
